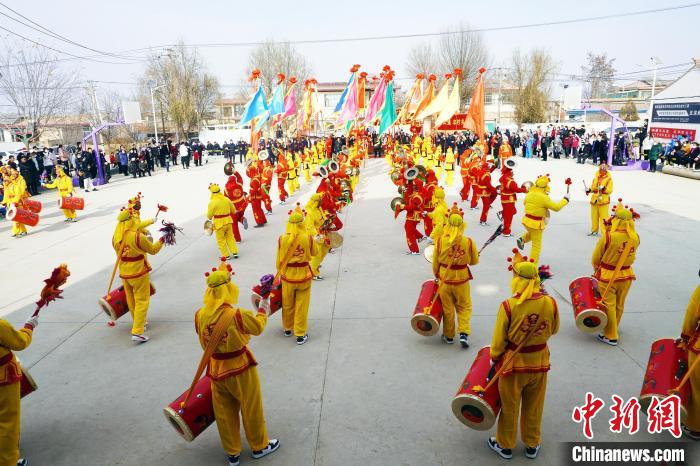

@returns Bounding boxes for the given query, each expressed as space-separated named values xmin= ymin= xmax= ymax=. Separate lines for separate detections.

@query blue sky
xmin=0 ymin=0 xmax=698 ymax=98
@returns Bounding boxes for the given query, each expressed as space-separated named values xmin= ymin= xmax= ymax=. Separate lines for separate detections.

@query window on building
xmin=234 ymin=104 xmax=245 ymax=117
xmin=223 ymin=106 xmax=233 ymax=118
xmin=324 ymin=93 xmax=341 ymax=108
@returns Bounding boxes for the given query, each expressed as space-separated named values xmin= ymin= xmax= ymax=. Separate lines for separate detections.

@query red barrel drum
xmin=22 ymin=199 xmax=42 ymax=213
xmin=19 ymin=361 xmax=38 ymax=398
xmin=639 ymin=338 xmax=690 ymax=422
xmin=7 ymin=204 xmax=39 ymax=227
xmin=58 ymin=196 xmax=85 ymax=210
xmin=410 ymin=279 xmax=443 ymax=336
xmin=163 ymin=375 xmax=216 ymax=441
xmin=251 ymin=282 xmax=282 ymax=316
xmin=98 ymin=283 xmax=156 ymax=321
xmin=569 ymin=276 xmax=608 ymax=333
xmin=451 ymin=346 xmax=501 ymax=430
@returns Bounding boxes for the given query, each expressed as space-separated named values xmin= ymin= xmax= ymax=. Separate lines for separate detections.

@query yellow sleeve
xmin=240 ymin=308 xmax=268 ymax=336
xmin=544 ymin=197 xmax=568 ymax=212
xmin=137 ymin=233 xmax=164 ymax=255
xmin=591 ymin=236 xmax=605 ymax=268
xmin=550 ymin=297 xmax=560 ymax=335
xmin=309 ymin=235 xmax=318 ymax=256
xmin=275 ymin=236 xmax=284 ymax=271
xmin=490 ymin=303 xmax=510 ymax=361
xmin=138 ymin=218 xmax=154 ymax=230
xmin=206 ymin=201 xmax=214 ymax=219
xmin=605 ymin=178 xmax=613 ymax=194
xmin=0 ymin=319 xmax=33 ymax=351
xmin=468 ymin=237 xmax=479 ymax=265
xmin=681 ymin=285 xmax=700 ymax=339
xmin=44 ymin=179 xmax=58 ymax=189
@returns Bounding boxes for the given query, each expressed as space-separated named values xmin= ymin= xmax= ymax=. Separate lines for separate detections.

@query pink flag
xmin=282 ymin=85 xmax=297 ymax=119
xmin=363 ymin=78 xmax=387 ymax=123
xmin=337 ymin=77 xmax=358 ymax=124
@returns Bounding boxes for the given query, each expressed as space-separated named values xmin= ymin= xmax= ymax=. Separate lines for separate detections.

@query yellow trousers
xmin=438 ymin=282 xmax=472 ymax=338
xmin=590 ymin=204 xmax=609 ymax=233
xmin=311 ymin=240 xmax=330 ymax=276
xmin=435 ymin=165 xmax=443 ymax=179
xmin=281 ymin=280 xmax=311 ymax=337
xmin=497 ymin=371 xmax=548 ymax=450
xmin=212 ymin=367 xmax=269 ymax=456
xmin=215 ymin=226 xmax=238 ymax=257
xmin=686 ymin=352 xmax=700 ymax=431
xmin=520 ymin=227 xmax=544 ymax=264
xmin=0 ymin=381 xmax=21 ymax=466
xmin=123 ymin=275 xmax=152 ymax=335
xmin=11 ymin=222 xmax=26 ymax=236
xmin=303 ymin=168 xmax=311 ymax=183
xmin=601 ymin=279 xmax=632 ymax=340
xmin=62 ymin=208 xmax=76 ymax=219
xmin=445 ymin=170 xmax=454 ymax=187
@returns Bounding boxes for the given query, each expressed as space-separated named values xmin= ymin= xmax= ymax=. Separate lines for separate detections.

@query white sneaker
xmin=252 ymin=439 xmax=280 ymax=459
xmin=131 ymin=334 xmax=149 ymax=343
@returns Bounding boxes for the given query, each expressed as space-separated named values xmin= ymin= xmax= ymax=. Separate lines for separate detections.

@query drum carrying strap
xmin=424 ymin=238 xmax=465 ymax=314
xmin=180 ymin=306 xmax=236 ymax=410
xmin=598 ymin=241 xmax=634 ymax=303
xmin=474 ymin=312 xmax=542 ymax=395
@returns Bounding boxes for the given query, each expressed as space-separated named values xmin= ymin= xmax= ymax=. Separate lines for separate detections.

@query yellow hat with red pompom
xmin=205 ymin=257 xmax=234 ymax=288
xmin=445 ymin=202 xmax=465 ymax=226
xmin=611 ymin=198 xmax=640 ymax=221
xmin=507 ymin=248 xmax=538 ymax=279
xmin=535 ymin=174 xmax=551 ymax=189
xmin=287 ymin=203 xmax=306 ymax=224
xmin=209 ymin=183 xmax=221 ymax=193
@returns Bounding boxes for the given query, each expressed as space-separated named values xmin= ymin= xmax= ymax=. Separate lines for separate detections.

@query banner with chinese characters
xmin=436 ymin=113 xmax=467 ymax=131
xmin=651 ymin=102 xmax=700 ymax=124
xmin=650 ymin=126 xmax=696 ymax=140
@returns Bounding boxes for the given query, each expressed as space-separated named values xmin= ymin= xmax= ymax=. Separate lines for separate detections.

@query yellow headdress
xmin=209 ymin=183 xmax=221 ymax=194
xmin=127 ymin=192 xmax=142 ymax=209
xmin=507 ymin=248 xmax=540 ymax=304
xmin=608 ymin=198 xmax=640 ymax=244
xmin=285 ymin=203 xmax=306 ymax=235
xmin=113 ymin=207 xmax=135 ymax=248
xmin=441 ymin=202 xmax=465 ymax=246
xmin=202 ymin=257 xmax=239 ymax=316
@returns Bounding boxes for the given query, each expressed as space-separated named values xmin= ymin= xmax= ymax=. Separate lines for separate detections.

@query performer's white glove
xmin=563 ymin=194 xmax=570 ymax=202
xmin=25 ymin=316 xmax=39 ymax=330
xmin=258 ymin=298 xmax=271 ymax=315
xmin=314 ymin=235 xmax=324 ymax=242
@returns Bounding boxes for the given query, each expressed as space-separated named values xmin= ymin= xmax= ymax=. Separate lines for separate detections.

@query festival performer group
xmin=6 ymin=62 xmax=700 ymax=466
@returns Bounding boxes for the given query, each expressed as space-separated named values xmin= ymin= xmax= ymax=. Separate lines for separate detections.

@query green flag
xmin=378 ymin=81 xmax=398 ymax=135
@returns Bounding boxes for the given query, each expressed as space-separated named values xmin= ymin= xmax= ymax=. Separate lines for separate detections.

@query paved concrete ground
xmin=2 ymin=156 xmax=699 ymax=465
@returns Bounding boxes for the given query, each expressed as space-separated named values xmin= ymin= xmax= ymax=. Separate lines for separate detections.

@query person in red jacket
xmin=261 ymin=160 xmax=274 ymax=214
xmin=248 ymin=165 xmax=267 ymax=227
xmin=468 ymin=161 xmax=482 ymax=210
xmin=274 ymin=158 xmax=289 ymax=204
xmin=498 ymin=166 xmax=528 ymax=236
xmin=459 ymin=150 xmax=472 ymax=202
xmin=224 ymin=172 xmax=249 ymax=243
xmin=395 ymin=191 xmax=425 ymax=255
xmin=477 ymin=161 xmax=498 ymax=225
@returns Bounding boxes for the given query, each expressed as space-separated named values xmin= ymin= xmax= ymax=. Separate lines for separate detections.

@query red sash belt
xmin=121 ymin=255 xmax=145 ymax=262
xmin=506 ymin=341 xmax=547 ymax=353
xmin=525 ymin=214 xmax=543 ymax=221
xmin=600 ymin=263 xmax=630 ymax=271
xmin=286 ymin=262 xmax=309 ymax=267
xmin=213 ymin=214 xmax=229 ymax=219
xmin=439 ymin=263 xmax=468 ymax=270
xmin=0 ymin=353 xmax=13 ymax=366
xmin=211 ymin=346 xmax=248 ymax=360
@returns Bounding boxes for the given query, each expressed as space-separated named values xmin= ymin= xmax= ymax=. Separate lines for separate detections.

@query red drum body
xmin=7 ymin=204 xmax=39 ymax=226
xmin=569 ymin=276 xmax=608 ymax=333
xmin=98 ymin=283 xmax=156 ymax=321
xmin=19 ymin=361 xmax=38 ymax=398
xmin=451 ymin=346 xmax=501 ymax=430
xmin=251 ymin=281 xmax=282 ymax=316
xmin=163 ymin=375 xmax=215 ymax=441
xmin=23 ymin=199 xmax=42 ymax=213
xmin=639 ymin=338 xmax=690 ymax=422
xmin=58 ymin=196 xmax=85 ymax=210
xmin=410 ymin=280 xmax=443 ymax=336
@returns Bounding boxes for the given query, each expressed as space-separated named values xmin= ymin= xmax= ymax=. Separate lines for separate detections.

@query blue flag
xmin=333 ymin=74 xmax=355 ymax=113
xmin=239 ymin=85 xmax=268 ymax=126
xmin=269 ymin=84 xmax=285 ymax=117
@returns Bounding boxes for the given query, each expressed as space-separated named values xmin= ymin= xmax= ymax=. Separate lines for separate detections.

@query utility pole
xmin=87 ymin=81 xmax=103 ymax=124
xmin=496 ymin=68 xmax=502 ymax=125
xmin=647 ymin=56 xmax=662 ymax=125
xmin=148 ymin=80 xmax=165 ymax=142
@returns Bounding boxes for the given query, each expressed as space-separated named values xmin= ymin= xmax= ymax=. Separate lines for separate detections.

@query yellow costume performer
xmin=195 ymin=259 xmax=280 ymax=464
xmin=277 ymin=206 xmax=318 ymax=344
xmin=487 ymin=252 xmax=559 ymax=460
xmin=0 ymin=316 xmax=36 ymax=466
xmin=3 ymin=170 xmax=28 ymax=237
xmin=207 ymin=183 xmax=238 ymax=259
xmin=587 ymin=163 xmax=613 ymax=235
xmin=444 ymin=147 xmax=456 ymax=187
xmin=286 ymin=153 xmax=299 ymax=194
xmin=431 ymin=204 xmax=479 ymax=347
xmin=516 ymin=175 xmax=569 ymax=264
xmin=43 ymin=166 xmax=77 ymax=221
xmin=680 ymin=283 xmax=700 ymax=439
xmin=428 ymin=188 xmax=448 ymax=242
xmin=305 ymin=194 xmax=330 ymax=280
xmin=113 ymin=209 xmax=164 ymax=342
xmin=591 ymin=200 xmax=639 ymax=345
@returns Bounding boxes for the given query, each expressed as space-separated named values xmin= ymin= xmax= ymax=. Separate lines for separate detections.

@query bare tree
xmin=141 ymin=42 xmax=221 ymax=139
xmin=405 ymin=43 xmax=438 ymax=77
xmin=509 ymin=48 xmax=558 ymax=125
xmin=438 ymin=22 xmax=490 ymax=102
xmin=581 ymin=52 xmax=617 ymax=99
xmin=77 ymin=88 xmax=134 ymax=148
xmin=0 ymin=42 xmax=80 ymax=145
xmin=246 ymin=40 xmax=311 ymax=97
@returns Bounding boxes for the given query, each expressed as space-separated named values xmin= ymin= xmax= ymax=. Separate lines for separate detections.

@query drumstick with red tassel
xmin=565 ymin=177 xmax=572 ymax=195
xmin=154 ymin=204 xmax=168 ymax=220
xmin=32 ymin=264 xmax=71 ymax=318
